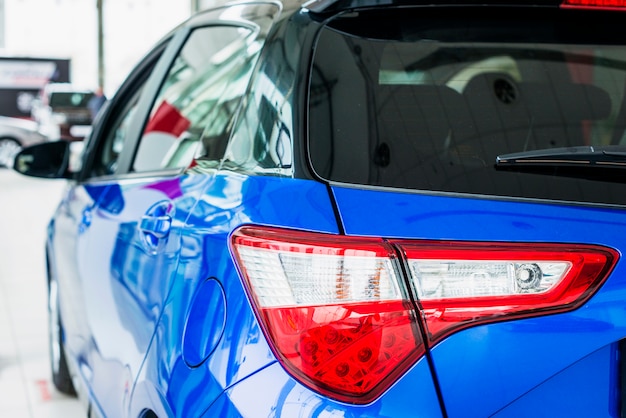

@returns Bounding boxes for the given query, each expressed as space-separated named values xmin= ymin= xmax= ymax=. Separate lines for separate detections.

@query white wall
xmin=1 ymin=0 xmax=191 ymax=97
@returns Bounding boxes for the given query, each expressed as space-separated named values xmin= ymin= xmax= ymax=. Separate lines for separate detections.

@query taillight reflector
xmin=231 ymin=226 xmax=618 ymax=403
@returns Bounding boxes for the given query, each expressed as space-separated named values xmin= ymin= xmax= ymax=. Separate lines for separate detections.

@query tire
xmin=48 ymin=272 xmax=77 ymax=395
xmin=0 ymin=137 xmax=22 ymax=168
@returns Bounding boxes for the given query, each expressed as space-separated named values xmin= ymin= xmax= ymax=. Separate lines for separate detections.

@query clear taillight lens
xmin=231 ymin=226 xmax=618 ymax=403
xmin=231 ymin=226 xmax=424 ymax=404
xmin=235 ymin=247 xmax=402 ymax=306
xmin=410 ymin=260 xmax=569 ymax=298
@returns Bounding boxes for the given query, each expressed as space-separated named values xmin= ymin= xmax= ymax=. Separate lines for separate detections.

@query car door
xmin=75 ymin=6 xmax=280 ymax=417
xmin=53 ymin=33 xmax=180 ymax=416
xmin=123 ymin=4 xmax=285 ymax=416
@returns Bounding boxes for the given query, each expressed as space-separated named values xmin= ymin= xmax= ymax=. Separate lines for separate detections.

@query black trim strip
xmin=325 ymin=182 xmax=346 ymax=235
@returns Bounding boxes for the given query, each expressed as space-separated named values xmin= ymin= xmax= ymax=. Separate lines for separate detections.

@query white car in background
xmin=0 ymin=116 xmax=49 ymax=168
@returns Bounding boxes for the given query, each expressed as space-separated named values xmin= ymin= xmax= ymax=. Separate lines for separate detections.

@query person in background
xmin=87 ymin=86 xmax=107 ymax=121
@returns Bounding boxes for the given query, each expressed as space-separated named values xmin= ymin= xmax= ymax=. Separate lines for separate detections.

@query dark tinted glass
xmin=49 ymin=92 xmax=94 ymax=107
xmin=308 ymin=7 xmax=626 ymax=206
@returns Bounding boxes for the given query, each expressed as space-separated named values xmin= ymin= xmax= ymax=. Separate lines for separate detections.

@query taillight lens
xmin=231 ymin=226 xmax=424 ymax=404
xmin=395 ymin=241 xmax=618 ymax=345
xmin=231 ymin=226 xmax=618 ymax=403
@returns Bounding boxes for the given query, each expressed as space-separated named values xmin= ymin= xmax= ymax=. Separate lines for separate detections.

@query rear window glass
xmin=308 ymin=7 xmax=626 ymax=206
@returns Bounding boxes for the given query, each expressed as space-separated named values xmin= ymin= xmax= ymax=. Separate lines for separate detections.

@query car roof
xmin=203 ymin=0 xmax=565 ymax=16
xmin=169 ymin=0 xmax=572 ymax=46
xmin=297 ymin=0 xmax=563 ymax=13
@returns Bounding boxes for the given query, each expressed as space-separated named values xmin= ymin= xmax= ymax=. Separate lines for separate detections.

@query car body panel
xmin=435 ymin=329 xmax=620 ymax=417
xmin=330 ymin=186 xmax=626 ymax=243
xmin=202 ymin=360 xmax=443 ymax=418
xmin=492 ymin=343 xmax=619 ymax=417
xmin=49 ymin=184 xmax=95 ymax=354
xmin=77 ymin=177 xmax=189 ymax=417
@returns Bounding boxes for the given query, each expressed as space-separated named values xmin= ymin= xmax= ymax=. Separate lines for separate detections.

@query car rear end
xmin=228 ymin=1 xmax=626 ymax=416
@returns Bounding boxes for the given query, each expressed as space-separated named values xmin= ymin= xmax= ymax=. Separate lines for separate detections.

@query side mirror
xmin=13 ymin=140 xmax=71 ymax=179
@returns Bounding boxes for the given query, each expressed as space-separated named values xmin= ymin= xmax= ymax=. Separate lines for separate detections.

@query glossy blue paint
xmin=492 ymin=343 xmax=619 ymax=417
xmin=202 ymin=361 xmax=443 ymax=418
xmin=430 ymin=313 xmax=624 ymax=416
xmin=182 ymin=278 xmax=226 ymax=367
xmin=331 ymin=186 xmax=626 ymax=244
xmin=48 ymin=184 xmax=99 ymax=393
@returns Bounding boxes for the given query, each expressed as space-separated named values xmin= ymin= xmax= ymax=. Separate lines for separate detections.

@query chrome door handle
xmin=139 ymin=200 xmax=174 ymax=252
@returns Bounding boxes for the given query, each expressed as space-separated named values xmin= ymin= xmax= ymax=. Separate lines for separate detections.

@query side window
xmin=89 ymin=44 xmax=163 ymax=178
xmin=92 ymin=88 xmax=144 ymax=176
xmin=132 ymin=24 xmax=260 ymax=173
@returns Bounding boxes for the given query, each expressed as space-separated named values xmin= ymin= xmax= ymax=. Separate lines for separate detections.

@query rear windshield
xmin=308 ymin=7 xmax=626 ymax=206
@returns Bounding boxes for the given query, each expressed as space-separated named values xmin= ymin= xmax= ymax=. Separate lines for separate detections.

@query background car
xmin=0 ymin=115 xmax=49 ymax=168
xmin=31 ymin=82 xmax=95 ymax=141
xmin=11 ymin=0 xmax=626 ymax=417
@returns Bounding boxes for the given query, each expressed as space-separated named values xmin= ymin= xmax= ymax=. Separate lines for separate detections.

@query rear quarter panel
xmin=332 ymin=186 xmax=626 ymax=417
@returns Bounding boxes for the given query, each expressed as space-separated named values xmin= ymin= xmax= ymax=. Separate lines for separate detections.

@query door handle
xmin=139 ymin=201 xmax=174 ymax=252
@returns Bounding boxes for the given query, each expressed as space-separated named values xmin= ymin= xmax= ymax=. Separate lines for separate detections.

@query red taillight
xmin=230 ymin=226 xmax=618 ymax=403
xmin=230 ymin=227 xmax=424 ymax=404
xmin=562 ymin=0 xmax=626 ymax=10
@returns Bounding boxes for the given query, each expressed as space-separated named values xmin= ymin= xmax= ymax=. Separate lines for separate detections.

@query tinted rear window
xmin=308 ymin=7 xmax=626 ymax=206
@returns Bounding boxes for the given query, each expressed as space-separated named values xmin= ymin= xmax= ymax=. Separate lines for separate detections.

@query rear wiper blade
xmin=495 ymin=146 xmax=626 ymax=181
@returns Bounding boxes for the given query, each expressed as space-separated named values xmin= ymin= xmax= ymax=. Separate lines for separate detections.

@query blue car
xmin=13 ymin=0 xmax=626 ymax=416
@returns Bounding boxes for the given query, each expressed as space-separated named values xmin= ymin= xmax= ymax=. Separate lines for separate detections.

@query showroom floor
xmin=0 ymin=169 xmax=83 ymax=417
